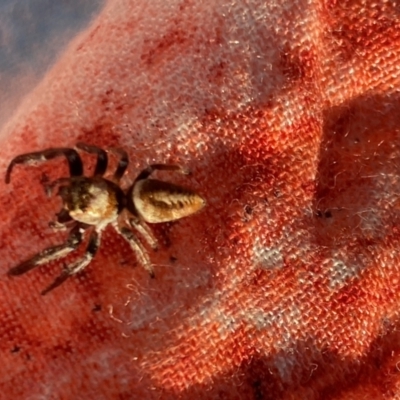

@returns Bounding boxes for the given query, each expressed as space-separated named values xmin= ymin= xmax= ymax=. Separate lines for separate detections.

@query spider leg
xmin=76 ymin=142 xmax=108 ymax=177
xmin=108 ymin=147 xmax=129 ymax=182
xmin=41 ymin=229 xmax=101 ymax=295
xmin=5 ymin=148 xmax=83 ymax=184
xmin=7 ymin=224 xmax=85 ymax=277
xmin=112 ymin=222 xmax=155 ymax=278
xmin=134 ymin=164 xmax=190 ymax=183
xmin=129 ymin=218 xmax=158 ymax=251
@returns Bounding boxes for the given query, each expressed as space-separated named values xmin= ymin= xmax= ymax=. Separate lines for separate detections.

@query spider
xmin=5 ymin=143 xmax=206 ymax=295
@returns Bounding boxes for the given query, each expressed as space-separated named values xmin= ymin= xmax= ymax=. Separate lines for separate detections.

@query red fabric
xmin=1 ymin=0 xmax=400 ymax=399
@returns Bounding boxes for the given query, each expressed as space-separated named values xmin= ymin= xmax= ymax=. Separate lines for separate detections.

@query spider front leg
xmin=134 ymin=164 xmax=190 ymax=183
xmin=5 ymin=147 xmax=83 ymax=183
xmin=41 ymin=229 xmax=101 ymax=295
xmin=8 ymin=224 xmax=85 ymax=277
xmin=76 ymin=142 xmax=108 ymax=177
xmin=108 ymin=147 xmax=129 ymax=182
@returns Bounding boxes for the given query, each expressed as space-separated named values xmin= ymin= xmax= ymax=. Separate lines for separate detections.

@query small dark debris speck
xmin=244 ymin=205 xmax=253 ymax=215
xmin=316 ymin=209 xmax=332 ymax=219
xmin=92 ymin=304 xmax=102 ymax=312
xmin=324 ymin=210 xmax=332 ymax=218
xmin=11 ymin=346 xmax=20 ymax=353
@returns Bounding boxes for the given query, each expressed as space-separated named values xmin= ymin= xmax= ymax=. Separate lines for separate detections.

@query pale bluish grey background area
xmin=0 ymin=0 xmax=105 ymax=130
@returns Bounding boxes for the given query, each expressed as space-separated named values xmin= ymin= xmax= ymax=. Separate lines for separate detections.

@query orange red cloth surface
xmin=1 ymin=0 xmax=400 ymax=399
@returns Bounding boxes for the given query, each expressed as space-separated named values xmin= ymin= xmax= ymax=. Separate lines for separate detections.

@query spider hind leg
xmin=129 ymin=218 xmax=158 ymax=251
xmin=113 ymin=222 xmax=155 ymax=278
xmin=134 ymin=164 xmax=189 ymax=183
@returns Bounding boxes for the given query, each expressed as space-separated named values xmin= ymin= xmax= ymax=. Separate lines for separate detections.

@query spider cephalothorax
xmin=5 ymin=143 xmax=206 ymax=295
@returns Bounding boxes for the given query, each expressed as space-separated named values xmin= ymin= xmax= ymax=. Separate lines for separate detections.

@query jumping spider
xmin=5 ymin=143 xmax=206 ymax=295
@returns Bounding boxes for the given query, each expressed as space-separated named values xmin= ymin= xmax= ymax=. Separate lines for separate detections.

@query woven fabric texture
xmin=1 ymin=0 xmax=400 ymax=399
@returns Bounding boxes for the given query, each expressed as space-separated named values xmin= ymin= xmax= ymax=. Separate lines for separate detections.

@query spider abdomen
xmin=59 ymin=177 xmax=124 ymax=228
xmin=131 ymin=179 xmax=205 ymax=223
